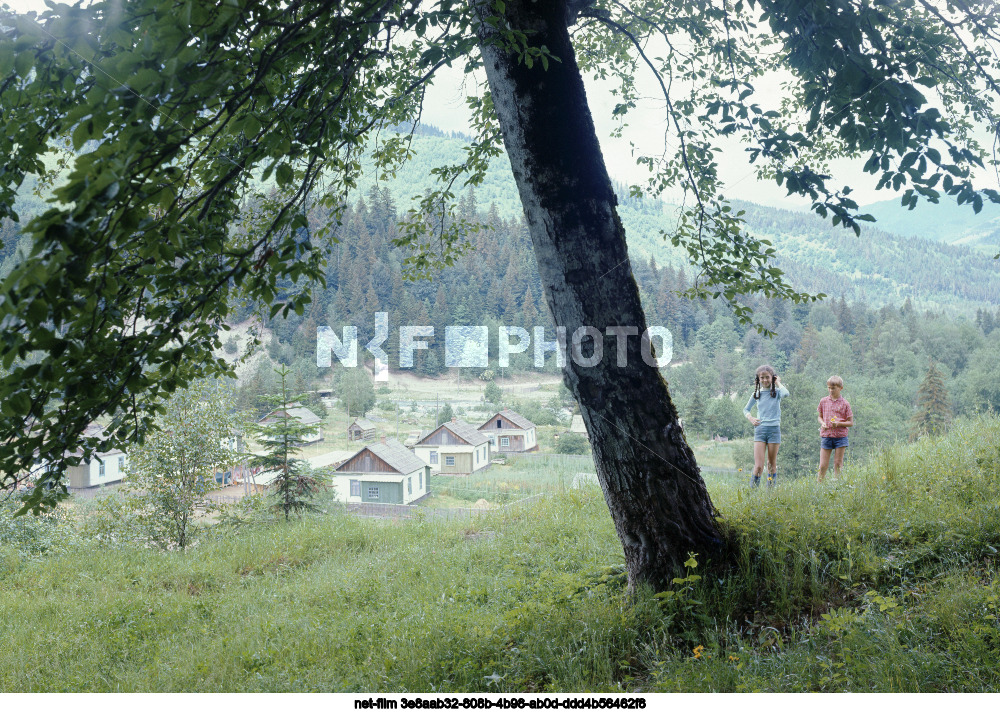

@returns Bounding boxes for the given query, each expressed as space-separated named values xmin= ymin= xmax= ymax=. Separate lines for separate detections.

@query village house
xmin=478 ymin=409 xmax=538 ymax=453
xmin=257 ymin=403 xmax=323 ymax=444
xmin=332 ymin=437 xmax=430 ymax=505
xmin=30 ymin=423 xmax=128 ymax=490
xmin=347 ymin=417 xmax=377 ymax=442
xmin=570 ymin=414 xmax=588 ymax=439
xmin=413 ymin=418 xmax=492 ymax=475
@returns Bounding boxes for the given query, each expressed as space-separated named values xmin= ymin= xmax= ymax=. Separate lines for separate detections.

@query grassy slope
xmin=2 ymin=418 xmax=1000 ymax=692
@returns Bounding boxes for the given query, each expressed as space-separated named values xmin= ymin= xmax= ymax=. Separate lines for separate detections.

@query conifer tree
xmin=252 ymin=367 xmax=324 ymax=521
xmin=684 ymin=390 xmax=707 ymax=439
xmin=911 ymin=361 xmax=952 ymax=440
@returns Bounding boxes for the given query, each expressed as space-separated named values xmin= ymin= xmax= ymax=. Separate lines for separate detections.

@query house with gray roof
xmin=333 ymin=437 xmax=430 ymax=504
xmin=414 ymin=418 xmax=492 ymax=475
xmin=478 ymin=409 xmax=538 ymax=453
xmin=258 ymin=403 xmax=323 ymax=444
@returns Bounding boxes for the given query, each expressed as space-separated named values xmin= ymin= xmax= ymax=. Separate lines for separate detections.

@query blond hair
xmin=827 ymin=375 xmax=844 ymax=387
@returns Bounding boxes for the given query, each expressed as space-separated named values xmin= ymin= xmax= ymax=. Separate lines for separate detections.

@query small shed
xmin=347 ymin=417 xmax=377 ymax=442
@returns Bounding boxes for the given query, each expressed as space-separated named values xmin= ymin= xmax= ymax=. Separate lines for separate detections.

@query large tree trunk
xmin=477 ymin=0 xmax=722 ymax=587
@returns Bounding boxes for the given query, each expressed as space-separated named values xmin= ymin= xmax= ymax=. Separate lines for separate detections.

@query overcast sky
xmin=7 ymin=0 xmax=997 ymax=211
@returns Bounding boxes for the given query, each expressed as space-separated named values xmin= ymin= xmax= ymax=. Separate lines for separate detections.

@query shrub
xmin=555 ymin=432 xmax=589 ymax=455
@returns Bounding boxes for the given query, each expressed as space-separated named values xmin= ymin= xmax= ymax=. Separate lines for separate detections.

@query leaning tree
xmin=1 ymin=0 xmax=998 ymax=587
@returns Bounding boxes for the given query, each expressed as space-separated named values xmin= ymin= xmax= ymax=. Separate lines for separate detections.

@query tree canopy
xmin=1 ymin=0 xmax=999 ymax=526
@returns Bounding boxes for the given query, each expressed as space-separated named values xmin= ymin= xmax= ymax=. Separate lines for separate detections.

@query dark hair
xmin=753 ymin=365 xmax=777 ymax=400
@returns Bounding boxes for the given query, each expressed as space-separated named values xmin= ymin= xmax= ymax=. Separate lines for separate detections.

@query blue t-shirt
xmin=744 ymin=384 xmax=789 ymax=426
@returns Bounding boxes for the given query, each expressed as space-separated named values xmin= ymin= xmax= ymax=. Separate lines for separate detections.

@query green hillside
xmin=3 ymin=417 xmax=1000 ymax=692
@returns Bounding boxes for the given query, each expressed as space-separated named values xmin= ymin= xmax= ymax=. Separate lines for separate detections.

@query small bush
xmin=555 ymin=432 xmax=589 ymax=455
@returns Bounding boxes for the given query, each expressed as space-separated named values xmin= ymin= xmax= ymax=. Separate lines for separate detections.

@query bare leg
xmin=752 ymin=441 xmax=766 ymax=486
xmin=767 ymin=442 xmax=780 ymax=486
xmin=818 ymin=448 xmax=832 ymax=482
xmin=833 ymin=446 xmax=847 ymax=476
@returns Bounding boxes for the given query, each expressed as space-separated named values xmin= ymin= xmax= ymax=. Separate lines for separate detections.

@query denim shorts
xmin=821 ymin=436 xmax=849 ymax=450
xmin=754 ymin=425 xmax=781 ymax=444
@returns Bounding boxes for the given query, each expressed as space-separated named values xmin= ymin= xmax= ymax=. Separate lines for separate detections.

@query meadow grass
xmin=1 ymin=417 xmax=999 ymax=691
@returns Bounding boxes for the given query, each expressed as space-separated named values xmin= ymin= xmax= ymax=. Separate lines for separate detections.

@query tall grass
xmin=1 ymin=417 xmax=999 ymax=691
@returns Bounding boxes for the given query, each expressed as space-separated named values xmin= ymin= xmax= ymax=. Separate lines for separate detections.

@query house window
xmin=476 ymin=450 xmax=479 ymax=464
xmin=367 ymin=486 xmax=380 ymax=500
xmin=419 ymin=472 xmax=423 ymax=489
xmin=497 ymin=419 xmax=502 ymax=428
xmin=350 ymin=480 xmax=361 ymax=497
xmin=98 ymin=461 xmax=105 ymax=477
xmin=445 ymin=455 xmax=455 ymax=467
xmin=408 ymin=477 xmax=412 ymax=495
xmin=430 ymin=451 xmax=438 ymax=464
xmin=500 ymin=437 xmax=510 ymax=447
xmin=118 ymin=455 xmax=125 ymax=471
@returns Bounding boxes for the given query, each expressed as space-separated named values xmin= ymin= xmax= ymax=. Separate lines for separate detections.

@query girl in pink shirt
xmin=817 ymin=375 xmax=854 ymax=482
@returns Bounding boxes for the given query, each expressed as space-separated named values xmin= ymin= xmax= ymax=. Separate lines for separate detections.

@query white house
xmin=332 ymin=438 xmax=430 ymax=505
xmin=413 ymin=418 xmax=491 ymax=475
xmin=33 ymin=423 xmax=129 ymax=489
xmin=478 ymin=409 xmax=538 ymax=453
xmin=257 ymin=403 xmax=323 ymax=444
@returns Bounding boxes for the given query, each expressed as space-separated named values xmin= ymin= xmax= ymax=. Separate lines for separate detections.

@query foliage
xmin=339 ymin=367 xmax=376 ymax=418
xmin=555 ymin=432 xmax=590 ymax=455
xmin=683 ymin=390 xmax=707 ymax=439
xmin=252 ymin=367 xmax=324 ymax=521
xmin=124 ymin=381 xmax=248 ymax=551
xmin=0 ymin=492 xmax=77 ymax=558
xmin=911 ymin=361 xmax=952 ymax=440
xmin=483 ymin=379 xmax=503 ymax=407
xmin=437 ymin=402 xmax=455 ymax=426
xmin=707 ymin=397 xmax=746 ymax=441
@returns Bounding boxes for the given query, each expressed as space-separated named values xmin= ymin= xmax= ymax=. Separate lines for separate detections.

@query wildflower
xmin=693 ymin=645 xmax=705 ymax=659
xmin=728 ymin=654 xmax=739 ymax=662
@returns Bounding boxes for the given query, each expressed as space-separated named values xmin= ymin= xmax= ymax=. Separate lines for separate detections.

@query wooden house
xmin=478 ymin=409 xmax=538 ymax=453
xmin=413 ymin=418 xmax=492 ymax=475
xmin=333 ymin=438 xmax=430 ymax=505
xmin=258 ymin=403 xmax=323 ymax=444
xmin=570 ymin=414 xmax=588 ymax=438
xmin=347 ymin=417 xmax=377 ymax=442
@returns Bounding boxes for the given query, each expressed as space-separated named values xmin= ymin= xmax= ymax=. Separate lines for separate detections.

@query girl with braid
xmin=743 ymin=365 xmax=789 ymax=487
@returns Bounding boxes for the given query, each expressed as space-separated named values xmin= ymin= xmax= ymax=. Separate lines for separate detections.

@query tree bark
xmin=477 ymin=0 xmax=723 ymax=587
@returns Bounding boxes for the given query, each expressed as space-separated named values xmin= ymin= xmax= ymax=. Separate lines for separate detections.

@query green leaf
xmin=275 ymin=163 xmax=294 ymax=186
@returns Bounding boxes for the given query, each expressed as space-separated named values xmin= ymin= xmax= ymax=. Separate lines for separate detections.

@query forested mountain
xmin=347 ymin=131 xmax=1000 ymax=311
xmin=5 ymin=129 xmax=999 ymax=310
xmin=860 ymin=194 xmax=1000 ymax=250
